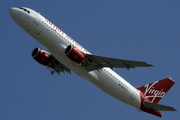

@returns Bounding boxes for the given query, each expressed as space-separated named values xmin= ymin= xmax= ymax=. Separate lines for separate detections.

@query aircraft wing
xmin=83 ymin=54 xmax=153 ymax=71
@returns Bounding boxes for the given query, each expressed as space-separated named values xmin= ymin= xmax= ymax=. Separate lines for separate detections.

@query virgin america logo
xmin=144 ymin=81 xmax=166 ymax=103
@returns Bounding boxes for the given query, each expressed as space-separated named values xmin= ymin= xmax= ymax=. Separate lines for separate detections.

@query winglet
xmin=150 ymin=65 xmax=155 ymax=69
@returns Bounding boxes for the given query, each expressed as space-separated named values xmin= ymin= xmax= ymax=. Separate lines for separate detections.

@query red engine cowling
xmin=32 ymin=48 xmax=51 ymax=66
xmin=65 ymin=45 xmax=85 ymax=64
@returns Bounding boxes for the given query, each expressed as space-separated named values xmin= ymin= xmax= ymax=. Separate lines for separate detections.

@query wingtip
xmin=173 ymin=108 xmax=178 ymax=111
xmin=150 ymin=65 xmax=155 ymax=69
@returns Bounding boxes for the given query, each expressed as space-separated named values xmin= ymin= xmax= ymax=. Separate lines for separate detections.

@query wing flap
xmin=48 ymin=55 xmax=71 ymax=75
xmin=85 ymin=54 xmax=153 ymax=71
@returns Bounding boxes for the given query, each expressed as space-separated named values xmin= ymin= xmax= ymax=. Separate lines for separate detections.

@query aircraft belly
xmin=93 ymin=69 xmax=141 ymax=109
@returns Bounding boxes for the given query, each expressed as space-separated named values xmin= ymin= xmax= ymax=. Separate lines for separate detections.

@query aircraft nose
xmin=9 ymin=7 xmax=21 ymax=20
xmin=9 ymin=7 xmax=16 ymax=17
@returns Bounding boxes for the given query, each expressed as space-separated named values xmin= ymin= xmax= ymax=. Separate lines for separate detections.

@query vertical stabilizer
xmin=136 ymin=77 xmax=175 ymax=103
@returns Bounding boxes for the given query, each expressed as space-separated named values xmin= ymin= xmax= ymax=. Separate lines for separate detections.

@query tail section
xmin=136 ymin=77 xmax=175 ymax=103
xmin=136 ymin=77 xmax=176 ymax=117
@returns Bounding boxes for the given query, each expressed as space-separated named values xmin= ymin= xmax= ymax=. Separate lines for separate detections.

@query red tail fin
xmin=136 ymin=77 xmax=175 ymax=103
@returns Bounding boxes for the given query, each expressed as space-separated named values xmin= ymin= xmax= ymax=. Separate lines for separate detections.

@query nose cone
xmin=9 ymin=7 xmax=16 ymax=18
xmin=9 ymin=7 xmax=23 ymax=22
xmin=9 ymin=7 xmax=24 ymax=24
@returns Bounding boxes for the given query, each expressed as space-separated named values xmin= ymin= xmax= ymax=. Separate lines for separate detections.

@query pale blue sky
xmin=1 ymin=1 xmax=180 ymax=120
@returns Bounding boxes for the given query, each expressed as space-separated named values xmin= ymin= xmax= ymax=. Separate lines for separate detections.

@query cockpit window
xmin=19 ymin=7 xmax=30 ymax=14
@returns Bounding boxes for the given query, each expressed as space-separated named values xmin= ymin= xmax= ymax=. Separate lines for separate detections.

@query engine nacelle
xmin=65 ymin=45 xmax=85 ymax=64
xmin=32 ymin=48 xmax=51 ymax=66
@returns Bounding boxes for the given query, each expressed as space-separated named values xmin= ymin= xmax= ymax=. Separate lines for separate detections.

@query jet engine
xmin=65 ymin=45 xmax=85 ymax=64
xmin=31 ymin=47 xmax=71 ymax=75
xmin=32 ymin=48 xmax=51 ymax=66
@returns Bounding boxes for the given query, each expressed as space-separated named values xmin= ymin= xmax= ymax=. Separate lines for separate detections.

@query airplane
xmin=9 ymin=7 xmax=177 ymax=117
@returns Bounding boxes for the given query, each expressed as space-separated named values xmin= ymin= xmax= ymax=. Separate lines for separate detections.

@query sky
xmin=1 ymin=0 xmax=180 ymax=120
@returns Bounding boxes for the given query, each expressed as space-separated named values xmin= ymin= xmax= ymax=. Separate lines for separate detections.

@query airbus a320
xmin=9 ymin=7 xmax=177 ymax=117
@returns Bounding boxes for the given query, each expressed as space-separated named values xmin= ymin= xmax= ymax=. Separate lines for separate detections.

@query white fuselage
xmin=9 ymin=7 xmax=141 ymax=109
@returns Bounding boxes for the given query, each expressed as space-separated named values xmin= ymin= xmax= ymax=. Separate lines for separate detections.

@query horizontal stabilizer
xmin=144 ymin=101 xmax=177 ymax=111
